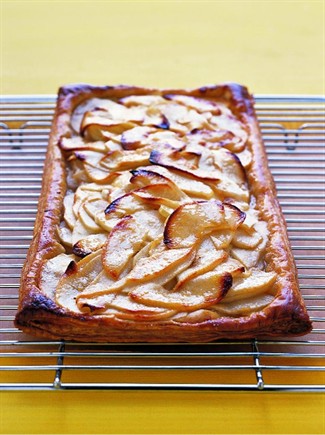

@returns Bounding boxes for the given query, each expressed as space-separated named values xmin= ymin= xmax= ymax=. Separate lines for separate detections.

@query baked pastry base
xmin=15 ymin=83 xmax=312 ymax=342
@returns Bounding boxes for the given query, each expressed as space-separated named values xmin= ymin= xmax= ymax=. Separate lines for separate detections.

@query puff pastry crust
xmin=15 ymin=83 xmax=312 ymax=342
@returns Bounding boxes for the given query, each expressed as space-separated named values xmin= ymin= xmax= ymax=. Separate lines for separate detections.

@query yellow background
xmin=1 ymin=0 xmax=324 ymax=434
xmin=1 ymin=0 xmax=324 ymax=95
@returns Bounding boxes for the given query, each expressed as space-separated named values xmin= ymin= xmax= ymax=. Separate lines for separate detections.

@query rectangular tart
xmin=15 ymin=83 xmax=312 ymax=342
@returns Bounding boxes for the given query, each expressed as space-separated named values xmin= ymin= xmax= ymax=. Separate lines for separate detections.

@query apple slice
xmin=174 ymin=237 xmax=227 ymax=290
xmin=99 ymin=148 xmax=150 ymax=172
xmin=78 ymin=203 xmax=102 ymax=232
xmin=186 ymin=128 xmax=237 ymax=148
xmin=81 ymin=111 xmax=136 ymax=141
xmin=57 ymin=221 xmax=73 ymax=248
xmin=71 ymin=218 xmax=95 ymax=246
xmin=164 ymin=200 xmax=245 ymax=249
xmin=236 ymin=149 xmax=252 ymax=169
xmin=146 ymin=129 xmax=185 ymax=150
xmin=119 ymin=95 xmax=166 ymax=107
xmin=130 ymin=270 xmax=232 ymax=311
xmin=149 ymin=148 xmax=220 ymax=182
xmin=71 ymin=97 xmax=129 ymax=133
xmin=208 ymin=110 xmax=248 ymax=153
xmin=74 ymin=149 xmax=107 ymax=169
xmin=83 ymin=162 xmax=114 ymax=183
xmin=145 ymin=165 xmax=215 ymax=199
xmin=163 ymin=94 xmax=222 ymax=115
xmin=84 ymin=197 xmax=110 ymax=219
xmin=101 ymin=293 xmax=175 ymax=320
xmin=63 ymin=193 xmax=77 ymax=229
xmin=121 ymin=126 xmax=155 ymax=150
xmin=214 ymin=294 xmax=275 ymax=316
xmin=39 ymin=253 xmax=75 ymax=299
xmin=132 ymin=209 xmax=165 ymax=240
xmin=55 ymin=250 xmax=103 ymax=312
xmin=59 ymin=136 xmax=109 ymax=153
xmin=211 ymin=257 xmax=246 ymax=278
xmin=210 ymin=148 xmax=247 ymax=186
xmin=133 ymin=191 xmax=180 ymax=210
xmin=130 ymin=169 xmax=189 ymax=202
xmin=130 ymin=168 xmax=179 ymax=189
xmin=102 ymin=215 xmax=147 ymax=279
xmin=77 ymin=290 xmax=175 ymax=319
xmin=105 ymin=192 xmax=144 ymax=218
xmin=72 ymin=233 xmax=108 ymax=257
xmin=72 ymin=183 xmax=100 ymax=218
xmin=222 ymin=269 xmax=277 ymax=303
xmin=231 ymin=227 xmax=263 ymax=250
xmin=127 ymin=246 xmax=196 ymax=286
xmin=209 ymin=177 xmax=249 ymax=202
xmin=161 ymin=103 xmax=208 ymax=133
xmin=230 ymin=247 xmax=262 ymax=269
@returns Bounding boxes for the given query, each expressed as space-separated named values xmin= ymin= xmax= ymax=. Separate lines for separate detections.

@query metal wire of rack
xmin=0 ymin=95 xmax=324 ymax=392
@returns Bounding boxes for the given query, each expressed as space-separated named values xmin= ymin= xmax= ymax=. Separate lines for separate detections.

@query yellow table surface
xmin=1 ymin=1 xmax=324 ymax=434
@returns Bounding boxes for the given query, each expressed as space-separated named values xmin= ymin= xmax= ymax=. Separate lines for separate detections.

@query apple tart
xmin=15 ymin=83 xmax=312 ymax=342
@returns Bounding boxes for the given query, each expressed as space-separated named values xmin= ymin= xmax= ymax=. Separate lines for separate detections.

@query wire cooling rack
xmin=0 ymin=95 xmax=324 ymax=392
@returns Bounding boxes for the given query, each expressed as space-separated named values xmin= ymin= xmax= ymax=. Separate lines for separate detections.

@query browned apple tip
xmin=121 ymin=126 xmax=154 ymax=150
xmin=130 ymin=168 xmax=172 ymax=187
xmin=149 ymin=148 xmax=220 ymax=182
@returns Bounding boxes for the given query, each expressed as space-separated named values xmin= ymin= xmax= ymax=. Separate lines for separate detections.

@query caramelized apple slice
xmin=55 ymin=251 xmax=103 ymax=312
xmin=174 ymin=238 xmax=227 ymax=290
xmin=73 ymin=233 xmax=108 ymax=257
xmin=222 ymin=269 xmax=277 ymax=303
xmin=164 ymin=200 xmax=245 ymax=249
xmin=102 ymin=215 xmax=146 ymax=279
xmin=130 ymin=271 xmax=232 ymax=311
xmin=130 ymin=168 xmax=181 ymax=191
xmin=145 ymin=165 xmax=214 ymax=199
xmin=105 ymin=192 xmax=143 ymax=218
xmin=127 ymin=246 xmax=196 ymax=285
xmin=150 ymin=148 xmax=220 ymax=182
